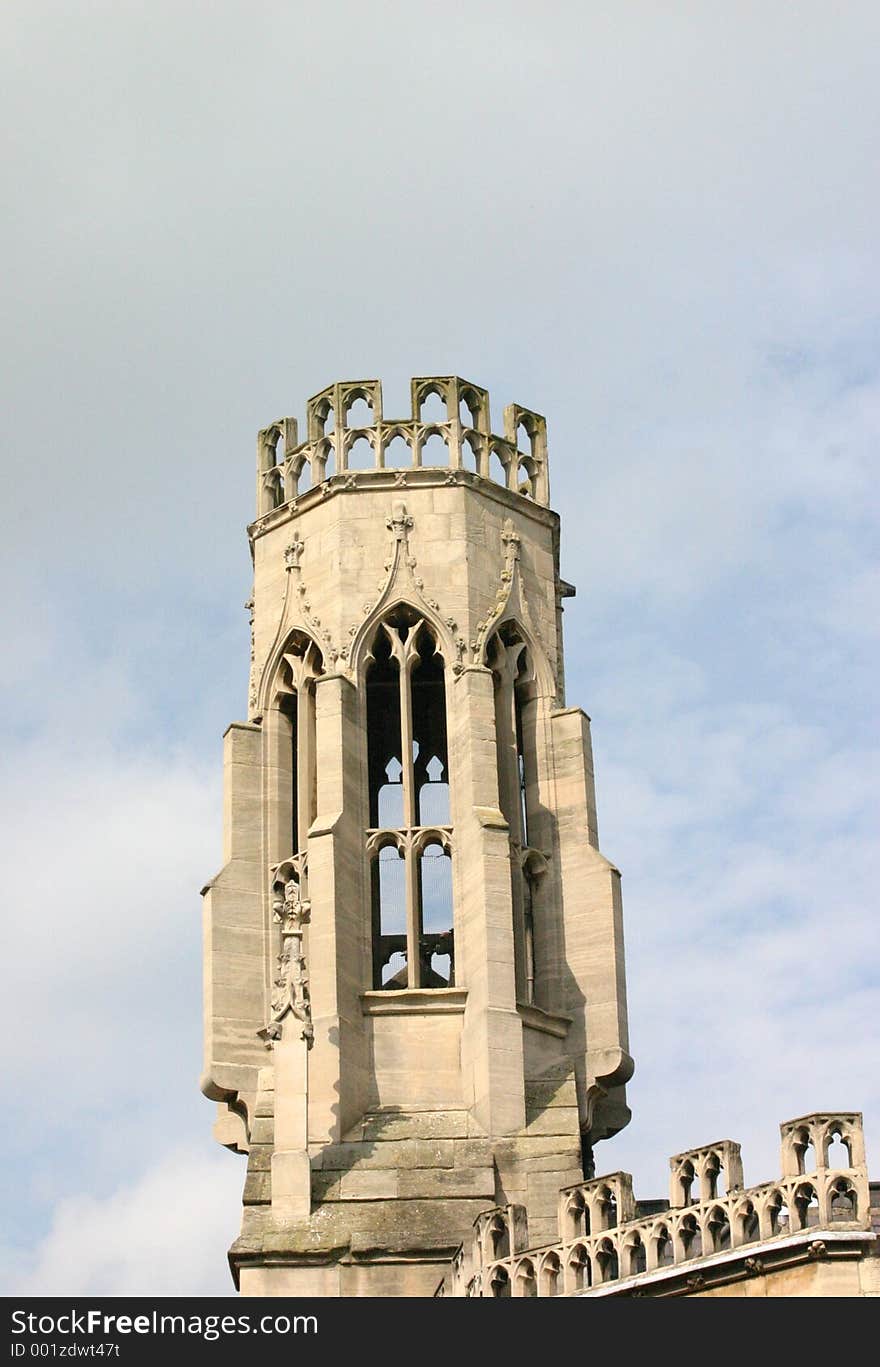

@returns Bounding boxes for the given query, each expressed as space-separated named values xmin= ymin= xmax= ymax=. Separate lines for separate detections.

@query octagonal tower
xmin=201 ymin=377 xmax=633 ymax=1295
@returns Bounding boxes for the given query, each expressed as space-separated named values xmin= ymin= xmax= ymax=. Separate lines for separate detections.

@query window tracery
xmin=366 ymin=611 xmax=453 ymax=989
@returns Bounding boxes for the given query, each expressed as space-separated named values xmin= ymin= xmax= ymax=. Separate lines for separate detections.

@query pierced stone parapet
xmin=779 ymin=1111 xmax=867 ymax=1177
xmin=669 ymin=1139 xmax=744 ymax=1207
xmin=448 ymin=1112 xmax=872 ymax=1296
xmin=255 ymin=376 xmax=550 ymax=517
xmin=558 ymin=1172 xmax=636 ymax=1242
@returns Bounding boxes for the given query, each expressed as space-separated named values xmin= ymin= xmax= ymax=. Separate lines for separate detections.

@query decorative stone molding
xmin=343 ymin=502 xmax=462 ymax=673
xmin=360 ymin=987 xmax=468 ymax=1016
xmin=285 ymin=534 xmax=341 ymax=668
xmin=251 ymin=535 xmax=338 ymax=719
xmin=245 ymin=593 xmax=257 ymax=716
xmin=471 ymin=518 xmax=556 ymax=698
xmin=284 ymin=536 xmax=304 ymax=569
xmin=365 ymin=825 xmax=453 ymax=859
xmin=471 ymin=518 xmax=521 ymax=663
xmin=259 ymin=877 xmax=313 ymax=1050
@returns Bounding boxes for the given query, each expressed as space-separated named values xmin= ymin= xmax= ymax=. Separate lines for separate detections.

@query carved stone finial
xmin=501 ymin=517 xmax=520 ymax=554
xmin=284 ymin=537 xmax=305 ymax=570
xmin=246 ymin=592 xmax=258 ymax=717
xmin=387 ymin=501 xmax=413 ymax=540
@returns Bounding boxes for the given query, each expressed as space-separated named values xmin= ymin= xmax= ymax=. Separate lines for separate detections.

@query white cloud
xmin=2 ymin=1147 xmax=243 ymax=1296
xmin=0 ymin=728 xmax=220 ymax=1093
xmin=0 ymin=623 xmax=228 ymax=1256
xmin=588 ymin=633 xmax=879 ymax=1196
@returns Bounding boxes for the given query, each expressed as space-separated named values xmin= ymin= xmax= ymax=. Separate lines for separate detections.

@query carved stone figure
xmin=262 ymin=879 xmax=313 ymax=1048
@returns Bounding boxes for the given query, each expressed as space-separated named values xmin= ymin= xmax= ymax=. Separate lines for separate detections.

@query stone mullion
xmin=399 ymin=654 xmax=421 ymax=985
xmin=398 ymin=653 xmax=417 ymax=830
xmin=403 ymin=831 xmax=421 ymax=988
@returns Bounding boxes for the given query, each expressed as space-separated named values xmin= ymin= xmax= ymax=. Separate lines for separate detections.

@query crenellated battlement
xmin=255 ymin=376 xmax=549 ymax=518
xmin=445 ymin=1111 xmax=873 ymax=1296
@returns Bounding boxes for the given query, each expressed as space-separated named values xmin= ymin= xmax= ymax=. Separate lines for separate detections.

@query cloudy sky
xmin=2 ymin=2 xmax=877 ymax=1294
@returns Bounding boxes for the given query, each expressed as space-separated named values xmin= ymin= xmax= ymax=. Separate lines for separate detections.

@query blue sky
xmin=1 ymin=2 xmax=877 ymax=1292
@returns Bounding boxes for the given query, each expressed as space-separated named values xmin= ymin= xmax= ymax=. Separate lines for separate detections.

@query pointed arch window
xmin=264 ymin=635 xmax=323 ymax=956
xmin=488 ymin=624 xmax=546 ymax=1007
xmin=267 ymin=636 xmax=323 ymax=866
xmin=366 ymin=613 xmax=453 ymax=989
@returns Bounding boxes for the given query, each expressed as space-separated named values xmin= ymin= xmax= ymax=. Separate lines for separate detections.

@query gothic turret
xmin=201 ymin=377 xmax=633 ymax=1295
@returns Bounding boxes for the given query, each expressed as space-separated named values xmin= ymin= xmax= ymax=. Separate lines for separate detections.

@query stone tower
xmin=201 ymin=377 xmax=633 ymax=1296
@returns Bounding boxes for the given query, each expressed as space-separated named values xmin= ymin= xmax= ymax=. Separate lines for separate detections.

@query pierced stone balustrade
xmin=447 ymin=1112 xmax=872 ymax=1296
xmin=255 ymin=376 xmax=549 ymax=517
